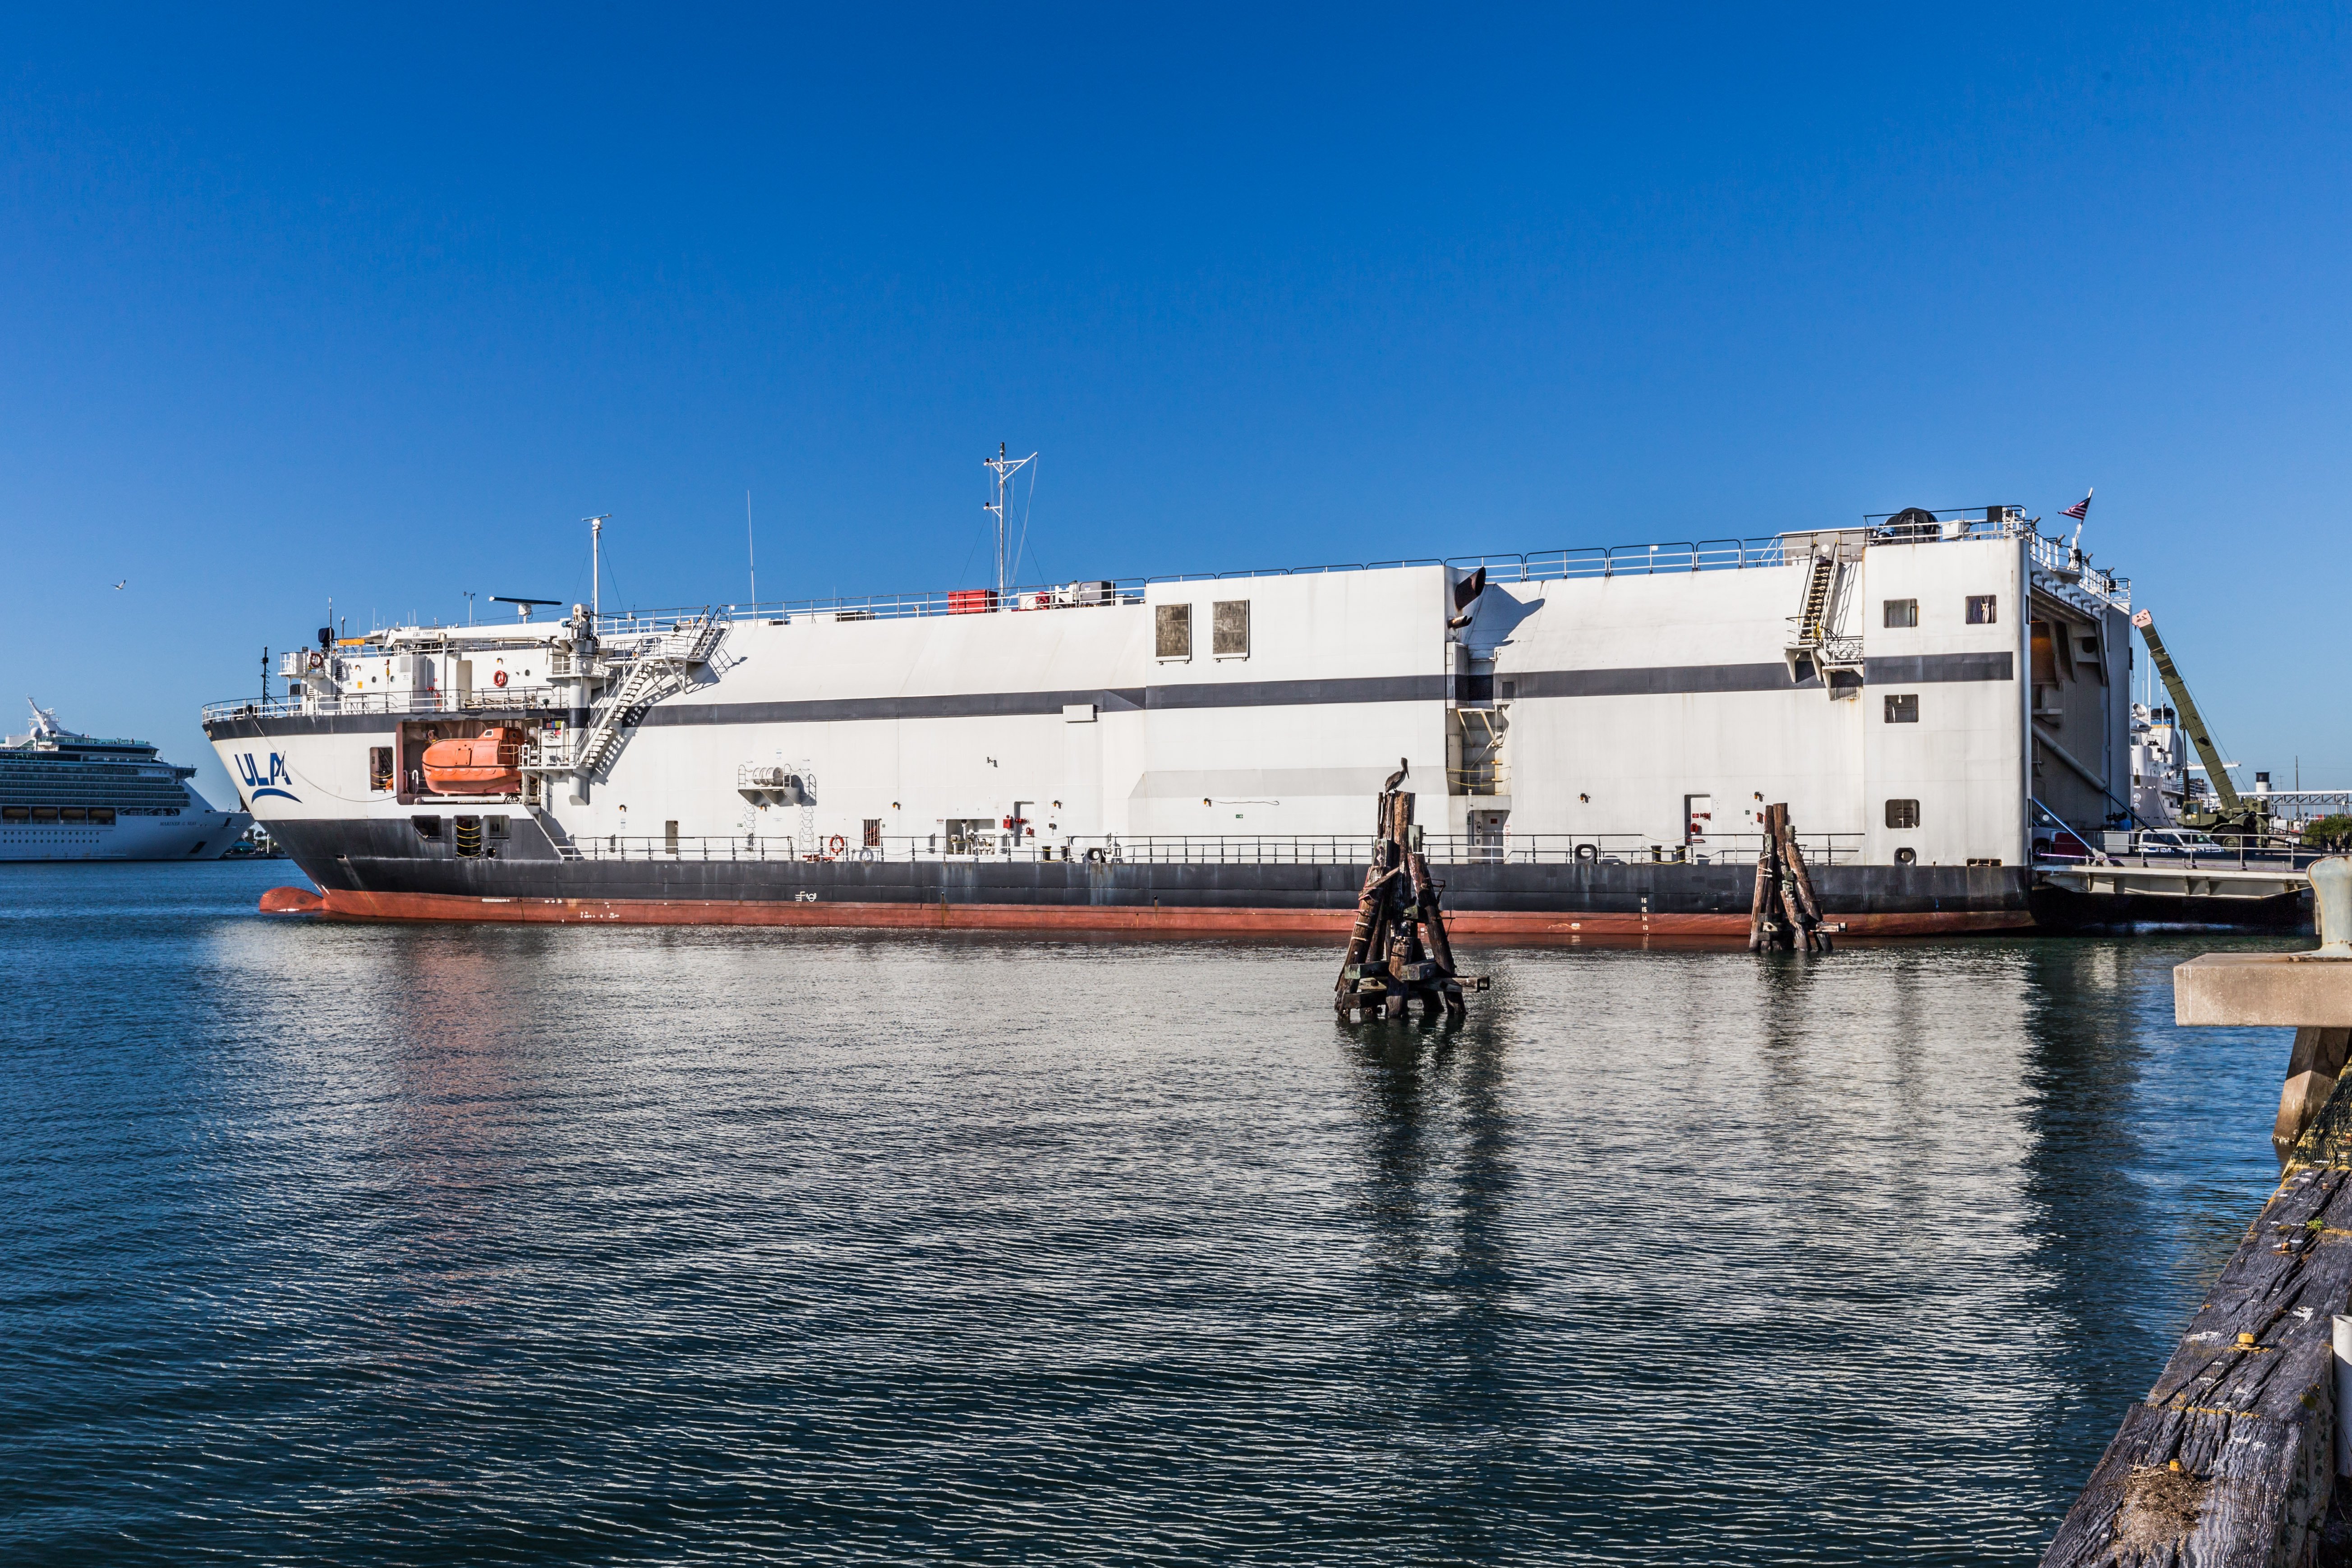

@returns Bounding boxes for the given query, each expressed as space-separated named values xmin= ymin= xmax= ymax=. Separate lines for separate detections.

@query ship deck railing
xmin=560 ymin=831 xmax=1867 ymax=868
xmin=204 ymin=690 xmax=557 ymax=724
xmin=205 ymin=509 xmax=2129 ymax=689
xmin=559 ymin=506 xmax=2129 ymax=639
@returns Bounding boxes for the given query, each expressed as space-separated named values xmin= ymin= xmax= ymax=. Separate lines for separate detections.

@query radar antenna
xmin=981 ymin=444 xmax=1037 ymax=598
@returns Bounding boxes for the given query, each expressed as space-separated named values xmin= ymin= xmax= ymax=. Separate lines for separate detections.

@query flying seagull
xmin=112 ymin=580 xmax=126 ymax=590
xmin=1383 ymin=757 xmax=1409 ymax=792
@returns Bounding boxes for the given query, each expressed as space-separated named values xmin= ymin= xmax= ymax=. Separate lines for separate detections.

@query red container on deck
xmin=948 ymin=589 xmax=998 ymax=614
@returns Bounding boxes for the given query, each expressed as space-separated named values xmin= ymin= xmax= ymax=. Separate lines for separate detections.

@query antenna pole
xmin=980 ymin=444 xmax=1037 ymax=602
xmin=585 ymin=515 xmax=610 ymax=620
xmin=746 ymin=490 xmax=757 ymax=606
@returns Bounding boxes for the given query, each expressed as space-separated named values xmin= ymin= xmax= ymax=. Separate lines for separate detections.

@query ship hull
xmin=264 ymin=818 xmax=2038 ymax=937
xmin=0 ymin=808 xmax=249 ymax=863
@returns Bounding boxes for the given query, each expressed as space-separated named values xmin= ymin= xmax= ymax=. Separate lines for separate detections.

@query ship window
xmin=1212 ymin=599 xmax=1250 ymax=658
xmin=1885 ymin=694 xmax=1919 ymax=723
xmin=485 ymin=815 xmax=509 ymax=838
xmin=31 ymin=807 xmax=58 ymax=822
xmin=369 ymin=746 xmax=394 ymax=792
xmin=411 ymin=815 xmax=442 ymax=840
xmin=1885 ymin=799 xmax=1921 ymax=829
xmin=1500 ymin=679 xmax=1516 ymax=700
xmin=60 ymin=808 xmax=87 ymax=822
xmin=1155 ymin=603 xmax=1192 ymax=660
xmin=1967 ymin=594 xmax=1998 ymax=625
xmin=90 ymin=808 xmax=115 ymax=824
xmin=863 ymin=818 xmax=882 ymax=849
xmin=1 ymin=807 xmax=26 ymax=822
xmin=1883 ymin=598 xmax=1918 ymax=628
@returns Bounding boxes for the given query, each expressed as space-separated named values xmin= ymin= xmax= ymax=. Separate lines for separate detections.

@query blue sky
xmin=5 ymin=5 xmax=2348 ymax=800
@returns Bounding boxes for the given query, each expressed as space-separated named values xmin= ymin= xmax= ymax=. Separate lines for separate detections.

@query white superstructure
xmin=207 ymin=506 xmax=2136 ymax=879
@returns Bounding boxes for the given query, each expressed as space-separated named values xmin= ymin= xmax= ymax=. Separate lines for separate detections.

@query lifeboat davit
xmin=420 ymin=727 xmax=527 ymax=795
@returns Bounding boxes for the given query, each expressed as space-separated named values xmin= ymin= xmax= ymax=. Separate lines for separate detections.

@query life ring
xmin=307 ymin=650 xmax=324 ymax=671
xmin=492 ymin=669 xmax=509 ymax=688
xmin=828 ymin=834 xmax=847 ymax=856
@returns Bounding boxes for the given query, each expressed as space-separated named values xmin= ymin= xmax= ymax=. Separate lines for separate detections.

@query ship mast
xmin=585 ymin=514 xmax=610 ymax=619
xmin=981 ymin=444 xmax=1036 ymax=599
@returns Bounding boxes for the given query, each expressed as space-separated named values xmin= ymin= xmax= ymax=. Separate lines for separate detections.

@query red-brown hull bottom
xmin=259 ymin=886 xmax=2034 ymax=941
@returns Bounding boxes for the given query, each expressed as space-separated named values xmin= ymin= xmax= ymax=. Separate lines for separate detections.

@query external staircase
xmin=1783 ymin=541 xmax=1863 ymax=688
xmin=527 ymin=613 xmax=727 ymax=787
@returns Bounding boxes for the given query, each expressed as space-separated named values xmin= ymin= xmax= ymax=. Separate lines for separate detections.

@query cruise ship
xmin=3 ymin=703 xmax=250 ymax=861
xmin=205 ymin=503 xmax=2151 ymax=935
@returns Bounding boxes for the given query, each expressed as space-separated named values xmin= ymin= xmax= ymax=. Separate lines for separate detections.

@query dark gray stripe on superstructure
xmin=1143 ymin=674 xmax=1445 ymax=710
xmin=639 ymin=687 xmax=1148 ymax=727
xmin=203 ymin=650 xmax=2015 ymax=739
xmin=1511 ymin=663 xmax=1817 ymax=698
xmin=1863 ymin=651 xmax=2014 ymax=684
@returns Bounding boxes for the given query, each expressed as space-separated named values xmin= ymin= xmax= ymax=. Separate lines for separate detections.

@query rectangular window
xmin=1883 ymin=598 xmax=1918 ymax=628
xmin=485 ymin=815 xmax=509 ymax=839
xmin=1155 ymin=603 xmax=1192 ymax=659
xmin=1885 ymin=693 xmax=1919 ymax=723
xmin=369 ymin=746 xmax=394 ymax=792
xmin=1967 ymin=594 xmax=1998 ymax=625
xmin=863 ymin=818 xmax=883 ymax=849
xmin=1885 ymin=799 xmax=1921 ymax=829
xmin=1212 ymin=599 xmax=1250 ymax=657
xmin=1500 ymin=679 xmax=1516 ymax=700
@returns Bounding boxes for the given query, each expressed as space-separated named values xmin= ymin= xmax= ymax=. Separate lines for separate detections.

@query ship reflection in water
xmin=0 ymin=862 xmax=2299 ymax=1564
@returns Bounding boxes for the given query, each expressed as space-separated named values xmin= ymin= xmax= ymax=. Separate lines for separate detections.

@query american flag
xmin=2061 ymin=488 xmax=2093 ymax=520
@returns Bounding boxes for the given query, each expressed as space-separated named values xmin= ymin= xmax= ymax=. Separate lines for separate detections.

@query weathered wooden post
xmin=1335 ymin=769 xmax=1482 ymax=1021
xmin=2042 ymin=856 xmax=2352 ymax=1565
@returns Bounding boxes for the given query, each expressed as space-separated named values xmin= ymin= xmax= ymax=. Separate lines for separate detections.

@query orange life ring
xmin=827 ymin=834 xmax=847 ymax=855
xmin=492 ymin=669 xmax=508 ymax=688
xmin=307 ymin=650 xmax=324 ymax=671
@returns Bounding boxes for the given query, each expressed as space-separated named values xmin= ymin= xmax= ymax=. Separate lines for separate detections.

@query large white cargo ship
xmin=206 ymin=503 xmax=2178 ymax=935
xmin=4 ymin=703 xmax=250 ymax=861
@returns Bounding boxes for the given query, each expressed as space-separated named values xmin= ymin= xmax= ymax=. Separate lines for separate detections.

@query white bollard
xmin=2334 ymin=1315 xmax=2352 ymax=1475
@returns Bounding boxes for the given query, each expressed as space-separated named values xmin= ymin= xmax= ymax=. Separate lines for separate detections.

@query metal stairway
xmin=534 ymin=614 xmax=727 ymax=783
xmin=1783 ymin=546 xmax=1863 ymax=686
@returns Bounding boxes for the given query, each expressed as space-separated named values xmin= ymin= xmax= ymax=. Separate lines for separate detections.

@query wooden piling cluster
xmin=1748 ymin=802 xmax=1832 ymax=953
xmin=1335 ymin=780 xmax=1484 ymax=1021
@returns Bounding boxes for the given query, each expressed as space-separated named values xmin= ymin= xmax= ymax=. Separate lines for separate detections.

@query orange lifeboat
xmin=420 ymin=727 xmax=527 ymax=795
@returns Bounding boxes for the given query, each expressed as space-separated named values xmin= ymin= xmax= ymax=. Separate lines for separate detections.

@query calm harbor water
xmin=0 ymin=862 xmax=2304 ymax=1564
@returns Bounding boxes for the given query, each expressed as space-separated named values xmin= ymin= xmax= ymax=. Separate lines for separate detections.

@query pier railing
xmin=556 ymin=831 xmax=1866 ymax=868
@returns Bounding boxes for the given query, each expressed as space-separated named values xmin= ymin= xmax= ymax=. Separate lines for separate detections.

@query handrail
xmin=547 ymin=830 xmax=1866 ymax=868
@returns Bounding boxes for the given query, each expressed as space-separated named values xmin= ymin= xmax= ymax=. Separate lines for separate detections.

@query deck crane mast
xmin=2130 ymin=608 xmax=2269 ymax=841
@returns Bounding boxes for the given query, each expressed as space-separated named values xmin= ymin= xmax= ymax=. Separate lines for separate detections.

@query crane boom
xmin=2131 ymin=609 xmax=2241 ymax=812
